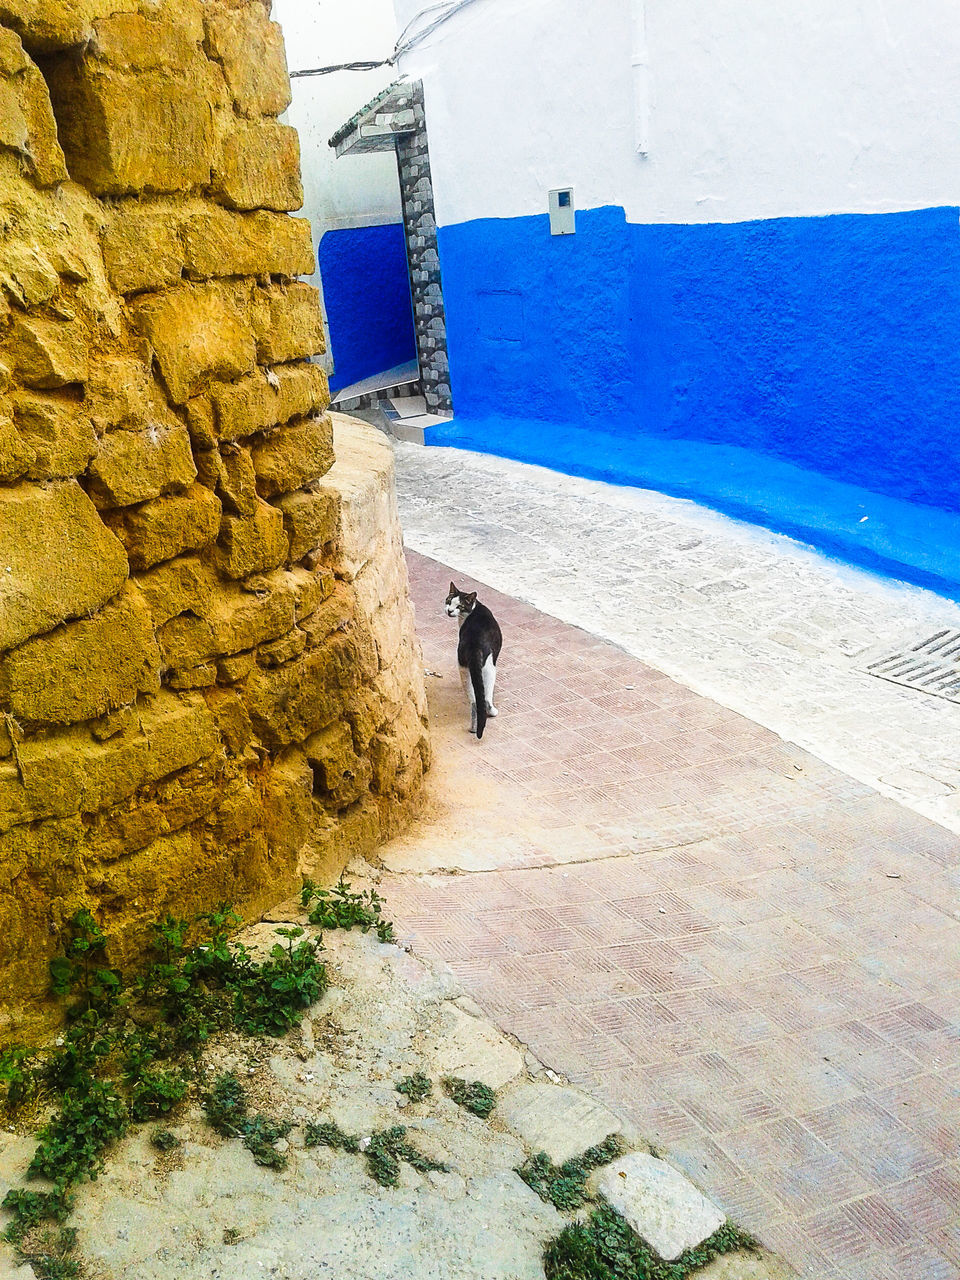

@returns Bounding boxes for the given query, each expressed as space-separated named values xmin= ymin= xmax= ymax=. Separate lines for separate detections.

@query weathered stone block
xmin=46 ymin=61 xmax=216 ymax=195
xmin=156 ymin=612 xmax=216 ymax=670
xmin=257 ymin=628 xmax=305 ymax=667
xmin=0 ymin=32 xmax=68 ymax=185
xmin=277 ymin=487 xmax=339 ymax=560
xmin=15 ymin=690 xmax=216 ymax=819
xmin=131 ymin=555 xmax=217 ymax=627
xmin=0 ymin=481 xmax=129 ymax=651
xmin=595 ymin=1155 xmax=726 ymax=1261
xmin=212 ymin=500 xmax=288 ymax=578
xmin=218 ymin=444 xmax=258 ymax=516
xmin=207 ymin=574 xmax=296 ymax=654
xmin=213 ymin=120 xmax=302 ymax=212
xmin=1 ymin=245 xmax=60 ymax=308
xmin=92 ymin=12 xmax=199 ymax=70
xmin=252 ymin=282 xmax=324 ymax=363
xmin=86 ymin=356 xmax=153 ymax=433
xmin=204 ymin=7 xmax=290 ymax=117
xmin=242 ymin=636 xmax=360 ymax=748
xmin=130 ymin=284 xmax=255 ymax=404
xmin=209 ymin=361 xmax=327 ymax=440
xmin=102 ymin=204 xmax=182 ymax=294
xmin=6 ymin=315 xmax=88 ymax=388
xmin=0 ymin=585 xmax=160 ymax=726
xmin=182 ymin=209 xmax=314 ymax=280
xmin=13 ymin=393 xmax=97 ymax=479
xmin=88 ymin=423 xmax=197 ymax=508
xmin=251 ymin=415 xmax=335 ymax=497
xmin=262 ymin=747 xmax=312 ymax=865
xmin=304 ymin=721 xmax=369 ymax=807
xmin=103 ymin=483 xmax=221 ymax=570
xmin=0 ymin=414 xmax=34 ymax=481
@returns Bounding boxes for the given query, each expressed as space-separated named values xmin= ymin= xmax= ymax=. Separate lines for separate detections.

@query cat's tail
xmin=469 ymin=651 xmax=487 ymax=739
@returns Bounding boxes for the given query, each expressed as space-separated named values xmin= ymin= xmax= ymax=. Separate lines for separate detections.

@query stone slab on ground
xmin=595 ymin=1152 xmax=726 ymax=1261
xmin=497 ymin=1081 xmax=623 ymax=1164
xmin=421 ymin=1002 xmax=524 ymax=1090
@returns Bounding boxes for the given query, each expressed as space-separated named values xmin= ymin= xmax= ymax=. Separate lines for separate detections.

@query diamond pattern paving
xmin=381 ymin=552 xmax=960 ymax=1280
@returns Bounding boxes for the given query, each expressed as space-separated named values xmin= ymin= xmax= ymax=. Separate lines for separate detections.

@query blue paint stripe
xmin=424 ymin=415 xmax=960 ymax=600
xmin=432 ymin=204 xmax=960 ymax=597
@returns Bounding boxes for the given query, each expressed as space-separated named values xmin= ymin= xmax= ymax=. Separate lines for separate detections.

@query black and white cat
xmin=445 ymin=582 xmax=502 ymax=739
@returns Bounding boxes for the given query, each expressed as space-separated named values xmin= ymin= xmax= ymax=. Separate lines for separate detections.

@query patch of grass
xmin=27 ymin=1078 xmax=129 ymax=1187
xmin=302 ymin=878 xmax=396 ymax=943
xmin=395 ymin=1072 xmax=432 ymax=1102
xmin=364 ymin=1126 xmax=448 ymax=1187
xmin=517 ymin=1135 xmax=624 ymax=1211
xmin=13 ymin=1227 xmax=80 ymax=1279
xmin=442 ymin=1075 xmax=496 ymax=1118
xmin=303 ymin=1120 xmax=360 ymax=1153
xmin=150 ymin=1129 xmax=180 ymax=1152
xmin=544 ymin=1201 xmax=760 ymax=1280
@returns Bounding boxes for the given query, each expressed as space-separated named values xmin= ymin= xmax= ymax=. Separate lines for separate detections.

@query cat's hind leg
xmin=460 ymin=663 xmax=478 ymax=734
xmin=482 ymin=655 xmax=498 ymax=717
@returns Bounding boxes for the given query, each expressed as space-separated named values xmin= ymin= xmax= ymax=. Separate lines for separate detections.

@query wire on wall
xmin=290 ymin=0 xmax=485 ymax=79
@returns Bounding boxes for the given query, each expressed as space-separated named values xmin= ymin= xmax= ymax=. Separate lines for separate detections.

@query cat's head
xmin=445 ymin=582 xmax=477 ymax=617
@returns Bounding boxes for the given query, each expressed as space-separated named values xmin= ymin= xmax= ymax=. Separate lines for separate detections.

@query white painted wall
xmin=394 ymin=0 xmax=960 ymax=226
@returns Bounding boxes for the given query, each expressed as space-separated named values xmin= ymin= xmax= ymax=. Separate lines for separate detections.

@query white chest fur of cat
xmin=444 ymin=582 xmax=503 ymax=739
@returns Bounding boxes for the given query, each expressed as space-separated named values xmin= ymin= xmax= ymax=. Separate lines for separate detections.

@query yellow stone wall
xmin=0 ymin=0 xmax=429 ymax=1038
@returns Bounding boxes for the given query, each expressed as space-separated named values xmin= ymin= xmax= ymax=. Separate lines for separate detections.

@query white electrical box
xmin=548 ymin=188 xmax=575 ymax=235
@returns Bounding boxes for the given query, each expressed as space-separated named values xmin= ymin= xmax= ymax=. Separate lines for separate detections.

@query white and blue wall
xmin=395 ymin=0 xmax=960 ymax=597
xmin=273 ymin=0 xmax=416 ymax=394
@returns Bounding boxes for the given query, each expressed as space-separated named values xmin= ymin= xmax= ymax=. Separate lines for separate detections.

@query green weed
xmin=204 ymin=1075 xmax=291 ymax=1169
xmin=395 ymin=1072 xmax=432 ymax=1102
xmin=150 ymin=1129 xmax=180 ymax=1152
xmin=544 ymin=1201 xmax=760 ymax=1280
xmin=303 ymin=1120 xmax=360 ymax=1153
xmin=302 ymin=878 xmax=396 ymax=943
xmin=517 ymin=1135 xmax=624 ymax=1211
xmin=364 ymin=1125 xmax=448 ymax=1187
xmin=442 ymin=1076 xmax=496 ymax=1118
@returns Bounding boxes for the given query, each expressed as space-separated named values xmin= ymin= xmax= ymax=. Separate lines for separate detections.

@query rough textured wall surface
xmin=0 ymin=0 xmax=429 ymax=1037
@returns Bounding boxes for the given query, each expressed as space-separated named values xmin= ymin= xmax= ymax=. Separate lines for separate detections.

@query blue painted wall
xmin=317 ymin=223 xmax=417 ymax=393
xmin=432 ymin=204 xmax=960 ymax=595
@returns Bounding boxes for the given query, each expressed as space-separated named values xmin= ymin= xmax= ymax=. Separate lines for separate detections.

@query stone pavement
xmin=0 ymin=918 xmax=785 ymax=1280
xmin=378 ymin=550 xmax=960 ymax=1280
xmin=391 ymin=441 xmax=960 ymax=834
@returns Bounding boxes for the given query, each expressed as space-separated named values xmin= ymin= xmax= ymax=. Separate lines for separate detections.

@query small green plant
xmin=0 ymin=1045 xmax=43 ymax=1115
xmin=128 ymin=1064 xmax=188 ymax=1121
xmin=204 ymin=1075 xmax=291 ymax=1169
xmin=517 ymin=1135 xmax=624 ymax=1211
xmin=303 ymin=878 xmax=396 ymax=943
xmin=28 ymin=1078 xmax=129 ymax=1187
xmin=150 ymin=1129 xmax=180 ymax=1152
xmin=230 ymin=931 xmax=327 ymax=1038
xmin=49 ymin=909 xmax=120 ymax=1015
xmin=205 ymin=1073 xmax=248 ymax=1137
xmin=364 ymin=1126 xmax=448 ymax=1187
xmin=395 ymin=1072 xmax=432 ymax=1103
xmin=544 ymin=1201 xmax=759 ymax=1280
xmin=303 ymin=1120 xmax=360 ymax=1153
xmin=1 ymin=1188 xmax=72 ymax=1244
xmin=442 ymin=1076 xmax=496 ymax=1118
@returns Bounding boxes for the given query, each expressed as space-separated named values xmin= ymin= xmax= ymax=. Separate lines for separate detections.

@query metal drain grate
xmin=864 ymin=629 xmax=960 ymax=703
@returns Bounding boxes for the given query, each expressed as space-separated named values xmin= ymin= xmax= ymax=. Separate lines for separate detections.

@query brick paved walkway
xmin=381 ymin=551 xmax=960 ymax=1280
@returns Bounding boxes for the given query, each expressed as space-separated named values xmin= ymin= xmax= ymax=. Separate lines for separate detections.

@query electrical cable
xmin=290 ymin=0 xmax=486 ymax=79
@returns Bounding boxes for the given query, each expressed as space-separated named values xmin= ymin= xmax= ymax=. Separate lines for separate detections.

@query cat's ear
xmin=463 ymin=592 xmax=477 ymax=606
xmin=449 ymin=582 xmax=458 ymax=595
